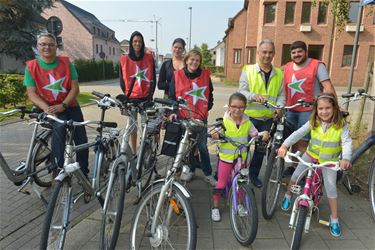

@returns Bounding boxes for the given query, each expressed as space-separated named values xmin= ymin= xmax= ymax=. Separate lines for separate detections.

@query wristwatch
xmin=62 ymin=102 xmax=68 ymax=109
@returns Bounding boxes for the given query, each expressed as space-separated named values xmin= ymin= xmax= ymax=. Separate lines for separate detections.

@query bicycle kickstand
xmin=17 ymin=177 xmax=31 ymax=195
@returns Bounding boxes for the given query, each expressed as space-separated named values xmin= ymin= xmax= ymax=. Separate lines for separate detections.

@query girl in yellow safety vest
xmin=277 ymin=93 xmax=352 ymax=237
xmin=210 ymin=93 xmax=269 ymax=222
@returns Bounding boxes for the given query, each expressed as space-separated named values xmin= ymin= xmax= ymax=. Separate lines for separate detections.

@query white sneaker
xmin=238 ymin=204 xmax=248 ymax=217
xmin=205 ymin=175 xmax=217 ymax=186
xmin=211 ymin=208 xmax=221 ymax=222
xmin=180 ymin=169 xmax=194 ymax=182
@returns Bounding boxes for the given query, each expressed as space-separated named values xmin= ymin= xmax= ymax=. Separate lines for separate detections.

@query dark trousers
xmin=249 ymin=118 xmax=273 ymax=179
xmin=50 ymin=106 xmax=89 ymax=175
xmin=188 ymin=126 xmax=212 ymax=177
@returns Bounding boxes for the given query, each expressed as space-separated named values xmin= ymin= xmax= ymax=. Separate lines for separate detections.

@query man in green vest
xmin=239 ymin=39 xmax=284 ymax=188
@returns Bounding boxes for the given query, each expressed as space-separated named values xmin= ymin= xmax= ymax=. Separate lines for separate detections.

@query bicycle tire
xmin=130 ymin=182 xmax=197 ymax=249
xmin=261 ymin=146 xmax=284 ymax=219
xmin=32 ymin=130 xmax=53 ymax=187
xmin=290 ymin=206 xmax=307 ymax=250
xmin=139 ymin=138 xmax=158 ymax=192
xmin=229 ymin=183 xmax=258 ymax=246
xmin=40 ymin=179 xmax=72 ymax=250
xmin=369 ymin=157 xmax=375 ymax=221
xmin=99 ymin=166 xmax=126 ymax=250
xmin=98 ymin=138 xmax=120 ymax=190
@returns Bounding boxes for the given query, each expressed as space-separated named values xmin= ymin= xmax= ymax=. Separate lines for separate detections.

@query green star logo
xmin=131 ymin=65 xmax=150 ymax=86
xmin=185 ymin=82 xmax=207 ymax=105
xmin=288 ymin=74 xmax=306 ymax=97
xmin=43 ymin=74 xmax=66 ymax=100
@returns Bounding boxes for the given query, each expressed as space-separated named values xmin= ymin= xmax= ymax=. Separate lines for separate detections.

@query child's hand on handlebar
xmin=277 ymin=144 xmax=288 ymax=158
xmin=339 ymin=159 xmax=351 ymax=170
xmin=168 ymin=113 xmax=177 ymax=121
xmin=210 ymin=132 xmax=220 ymax=140
xmin=259 ymin=131 xmax=269 ymax=141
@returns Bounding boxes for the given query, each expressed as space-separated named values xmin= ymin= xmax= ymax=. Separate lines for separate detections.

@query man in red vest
xmin=283 ymin=41 xmax=337 ymax=175
xmin=24 ymin=33 xmax=89 ymax=177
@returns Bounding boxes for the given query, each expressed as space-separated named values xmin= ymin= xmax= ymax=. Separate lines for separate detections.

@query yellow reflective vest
xmin=244 ymin=64 xmax=283 ymax=119
xmin=306 ymin=123 xmax=343 ymax=163
xmin=219 ymin=116 xmax=251 ymax=162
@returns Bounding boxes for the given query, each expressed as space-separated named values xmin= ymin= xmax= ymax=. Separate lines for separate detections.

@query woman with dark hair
xmin=169 ymin=49 xmax=216 ymax=186
xmin=157 ymin=38 xmax=186 ymax=98
xmin=119 ymin=31 xmax=156 ymax=153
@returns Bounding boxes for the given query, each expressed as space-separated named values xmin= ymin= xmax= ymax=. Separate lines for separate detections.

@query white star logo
xmin=185 ymin=82 xmax=207 ymax=105
xmin=131 ymin=65 xmax=150 ymax=86
xmin=43 ymin=74 xmax=67 ymax=100
xmin=288 ymin=74 xmax=306 ymax=97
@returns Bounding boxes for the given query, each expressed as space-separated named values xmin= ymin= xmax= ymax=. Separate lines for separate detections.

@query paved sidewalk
xmin=1 ymin=80 xmax=374 ymax=249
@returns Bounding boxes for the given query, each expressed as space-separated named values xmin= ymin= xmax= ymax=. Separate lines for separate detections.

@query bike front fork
xmin=289 ymin=196 xmax=314 ymax=233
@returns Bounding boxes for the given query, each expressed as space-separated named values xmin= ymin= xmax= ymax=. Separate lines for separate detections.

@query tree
xmin=199 ymin=43 xmax=213 ymax=69
xmin=0 ymin=0 xmax=55 ymax=60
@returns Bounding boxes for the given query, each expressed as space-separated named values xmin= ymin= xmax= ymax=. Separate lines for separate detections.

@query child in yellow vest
xmin=211 ymin=92 xmax=269 ymax=222
xmin=277 ymin=93 xmax=352 ymax=237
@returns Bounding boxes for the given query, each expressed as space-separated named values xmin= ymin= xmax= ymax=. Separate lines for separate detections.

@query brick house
xmin=224 ymin=0 xmax=375 ymax=86
xmin=42 ymin=0 xmax=120 ymax=62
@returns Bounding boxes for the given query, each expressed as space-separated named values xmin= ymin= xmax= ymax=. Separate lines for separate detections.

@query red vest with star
xmin=120 ymin=53 xmax=154 ymax=99
xmin=284 ymin=59 xmax=320 ymax=112
xmin=26 ymin=56 xmax=76 ymax=106
xmin=174 ymin=69 xmax=210 ymax=120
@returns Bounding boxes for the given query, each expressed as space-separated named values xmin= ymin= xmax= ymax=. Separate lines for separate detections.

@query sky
xmin=68 ymin=0 xmax=244 ymax=55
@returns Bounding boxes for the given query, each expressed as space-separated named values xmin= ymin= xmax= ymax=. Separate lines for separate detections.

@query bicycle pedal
xmin=291 ymin=184 xmax=301 ymax=195
xmin=319 ymin=219 xmax=330 ymax=227
xmin=19 ymin=188 xmax=31 ymax=195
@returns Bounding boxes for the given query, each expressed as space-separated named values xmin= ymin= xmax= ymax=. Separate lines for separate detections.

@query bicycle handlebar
xmin=256 ymin=99 xmax=314 ymax=110
xmin=342 ymin=89 xmax=375 ymax=103
xmin=284 ymin=151 xmax=340 ymax=171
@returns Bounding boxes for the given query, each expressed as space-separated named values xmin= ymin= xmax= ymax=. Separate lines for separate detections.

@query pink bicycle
xmin=284 ymin=151 xmax=340 ymax=250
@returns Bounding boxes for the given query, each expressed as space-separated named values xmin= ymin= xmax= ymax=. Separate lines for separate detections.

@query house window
xmin=264 ymin=3 xmax=276 ymax=24
xmin=285 ymin=2 xmax=296 ymax=24
xmin=348 ymin=1 xmax=360 ymax=23
xmin=281 ymin=44 xmax=291 ymax=65
xmin=317 ymin=2 xmax=328 ymax=24
xmin=100 ymin=45 xmax=103 ymax=52
xmin=98 ymin=28 xmax=100 ymax=36
xmin=96 ymin=44 xmax=99 ymax=54
xmin=113 ymin=47 xmax=115 ymax=55
xmin=234 ymin=49 xmax=241 ymax=64
xmin=342 ymin=45 xmax=358 ymax=67
xmin=247 ymin=47 xmax=256 ymax=64
xmin=109 ymin=46 xmax=111 ymax=55
xmin=93 ymin=27 xmax=96 ymax=34
xmin=301 ymin=2 xmax=311 ymax=24
xmin=308 ymin=45 xmax=324 ymax=60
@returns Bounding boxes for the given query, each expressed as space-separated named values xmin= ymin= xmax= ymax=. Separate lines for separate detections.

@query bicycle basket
xmin=161 ymin=121 xmax=183 ymax=157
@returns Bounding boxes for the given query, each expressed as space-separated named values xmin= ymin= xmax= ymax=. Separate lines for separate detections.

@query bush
xmin=74 ymin=59 xmax=118 ymax=82
xmin=0 ymin=74 xmax=26 ymax=108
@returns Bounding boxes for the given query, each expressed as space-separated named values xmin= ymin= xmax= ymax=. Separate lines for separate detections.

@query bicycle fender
xmin=152 ymin=179 xmax=192 ymax=198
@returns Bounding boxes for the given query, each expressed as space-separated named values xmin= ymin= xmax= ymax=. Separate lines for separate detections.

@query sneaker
xmin=330 ymin=220 xmax=341 ymax=237
xmin=238 ymin=204 xmax=248 ymax=217
xmin=283 ymin=166 xmax=295 ymax=177
xmin=211 ymin=208 xmax=221 ymax=222
xmin=205 ymin=175 xmax=217 ymax=186
xmin=251 ymin=177 xmax=262 ymax=188
xmin=281 ymin=196 xmax=291 ymax=211
xmin=180 ymin=170 xmax=194 ymax=182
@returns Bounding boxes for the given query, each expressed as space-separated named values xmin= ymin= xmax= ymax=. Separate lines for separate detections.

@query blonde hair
xmin=310 ymin=93 xmax=344 ymax=129
xmin=183 ymin=49 xmax=202 ymax=68
xmin=37 ymin=32 xmax=57 ymax=45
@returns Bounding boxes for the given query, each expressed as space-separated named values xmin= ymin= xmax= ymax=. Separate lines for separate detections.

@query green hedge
xmin=0 ymin=74 xmax=26 ymax=108
xmin=74 ymin=59 xmax=119 ymax=82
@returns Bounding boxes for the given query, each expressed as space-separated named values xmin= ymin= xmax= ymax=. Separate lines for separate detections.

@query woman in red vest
xmin=169 ymin=49 xmax=216 ymax=186
xmin=24 ymin=33 xmax=89 ymax=177
xmin=119 ymin=31 xmax=156 ymax=153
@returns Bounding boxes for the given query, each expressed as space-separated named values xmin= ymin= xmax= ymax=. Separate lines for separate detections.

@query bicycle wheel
xmin=261 ymin=146 xmax=284 ymax=219
xmin=99 ymin=138 xmax=120 ymax=188
xmin=130 ymin=182 xmax=197 ymax=249
xmin=32 ymin=130 xmax=53 ymax=187
xmin=290 ymin=206 xmax=307 ymax=250
xmin=40 ymin=179 xmax=72 ymax=249
xmin=229 ymin=183 xmax=258 ymax=246
xmin=99 ymin=165 xmax=126 ymax=250
xmin=369 ymin=157 xmax=375 ymax=221
xmin=139 ymin=138 xmax=158 ymax=192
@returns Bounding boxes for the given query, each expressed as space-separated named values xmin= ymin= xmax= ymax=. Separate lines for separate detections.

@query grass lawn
xmin=0 ymin=92 xmax=95 ymax=122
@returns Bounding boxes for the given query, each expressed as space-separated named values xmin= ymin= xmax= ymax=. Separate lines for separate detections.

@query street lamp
xmin=188 ymin=7 xmax=192 ymax=50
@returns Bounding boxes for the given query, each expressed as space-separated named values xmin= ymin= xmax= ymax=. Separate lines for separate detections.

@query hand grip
xmin=103 ymin=122 xmax=117 ymax=128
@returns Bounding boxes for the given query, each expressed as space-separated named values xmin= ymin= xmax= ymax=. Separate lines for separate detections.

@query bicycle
xmin=0 ymin=107 xmax=53 ymax=204
xmin=130 ymin=97 xmax=221 ymax=249
xmin=99 ymin=93 xmax=163 ymax=250
xmin=210 ymin=128 xmax=260 ymax=246
xmin=39 ymin=94 xmax=120 ymax=250
xmin=259 ymin=100 xmax=313 ymax=220
xmin=283 ymin=151 xmax=340 ymax=250
xmin=342 ymin=89 xmax=375 ymax=220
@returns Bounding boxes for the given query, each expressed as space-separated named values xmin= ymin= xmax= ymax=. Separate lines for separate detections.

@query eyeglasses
xmin=229 ymin=105 xmax=245 ymax=110
xmin=38 ymin=43 xmax=56 ymax=48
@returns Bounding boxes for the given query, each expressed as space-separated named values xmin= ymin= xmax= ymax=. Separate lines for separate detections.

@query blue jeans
xmin=50 ymin=106 xmax=89 ymax=175
xmin=249 ymin=118 xmax=273 ymax=179
xmin=286 ymin=110 xmax=311 ymax=141
xmin=188 ymin=126 xmax=212 ymax=176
